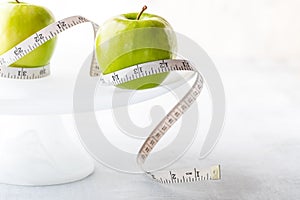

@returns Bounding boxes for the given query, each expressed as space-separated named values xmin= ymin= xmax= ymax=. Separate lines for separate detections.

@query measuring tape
xmin=0 ymin=16 xmax=221 ymax=184
xmin=0 ymin=16 xmax=100 ymax=78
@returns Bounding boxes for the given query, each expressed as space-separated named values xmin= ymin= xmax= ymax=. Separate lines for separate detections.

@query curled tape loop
xmin=0 ymin=16 xmax=221 ymax=184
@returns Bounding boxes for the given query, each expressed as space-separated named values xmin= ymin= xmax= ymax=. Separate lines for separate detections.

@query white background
xmin=25 ymin=0 xmax=300 ymax=61
xmin=0 ymin=0 xmax=299 ymax=199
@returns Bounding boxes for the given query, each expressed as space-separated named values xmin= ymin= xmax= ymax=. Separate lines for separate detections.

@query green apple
xmin=0 ymin=0 xmax=56 ymax=68
xmin=95 ymin=6 xmax=177 ymax=90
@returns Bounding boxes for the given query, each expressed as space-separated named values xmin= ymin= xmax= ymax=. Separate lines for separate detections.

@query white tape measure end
xmin=210 ymin=165 xmax=221 ymax=180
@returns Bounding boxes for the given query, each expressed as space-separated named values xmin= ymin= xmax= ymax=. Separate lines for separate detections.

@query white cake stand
xmin=0 ymin=73 xmax=97 ymax=186
xmin=0 ymin=60 xmax=195 ymax=186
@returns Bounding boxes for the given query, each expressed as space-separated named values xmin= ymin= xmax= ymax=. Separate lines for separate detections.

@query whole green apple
xmin=0 ymin=0 xmax=56 ymax=68
xmin=95 ymin=6 xmax=177 ymax=90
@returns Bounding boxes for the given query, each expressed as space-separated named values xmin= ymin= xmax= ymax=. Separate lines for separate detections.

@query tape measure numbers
xmin=0 ymin=16 xmax=221 ymax=184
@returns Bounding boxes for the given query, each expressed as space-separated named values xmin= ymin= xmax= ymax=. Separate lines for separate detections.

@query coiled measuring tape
xmin=0 ymin=16 xmax=221 ymax=184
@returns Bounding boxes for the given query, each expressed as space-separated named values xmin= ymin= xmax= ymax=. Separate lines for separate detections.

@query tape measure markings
xmin=100 ymin=59 xmax=195 ymax=85
xmin=147 ymin=165 xmax=221 ymax=184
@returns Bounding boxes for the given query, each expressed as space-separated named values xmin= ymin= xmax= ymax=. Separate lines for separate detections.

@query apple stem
xmin=16 ymin=0 xmax=20 ymax=3
xmin=136 ymin=5 xmax=147 ymax=20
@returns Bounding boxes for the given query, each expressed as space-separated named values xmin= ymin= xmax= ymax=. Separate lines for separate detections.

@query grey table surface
xmin=0 ymin=59 xmax=299 ymax=200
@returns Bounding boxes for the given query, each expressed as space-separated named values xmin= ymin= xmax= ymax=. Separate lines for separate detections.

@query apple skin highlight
xmin=95 ymin=9 xmax=177 ymax=90
xmin=0 ymin=2 xmax=57 ymax=68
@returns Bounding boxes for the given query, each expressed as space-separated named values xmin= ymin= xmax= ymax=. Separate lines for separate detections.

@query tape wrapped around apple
xmin=95 ymin=6 xmax=177 ymax=90
xmin=0 ymin=0 xmax=57 ymax=68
